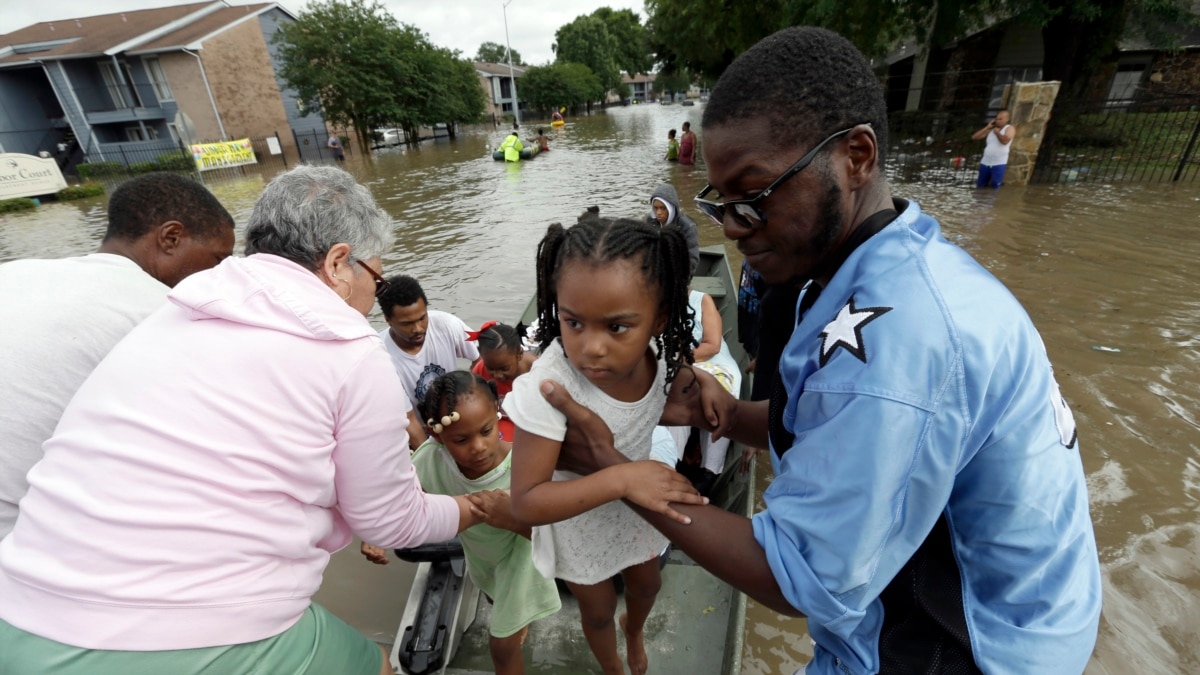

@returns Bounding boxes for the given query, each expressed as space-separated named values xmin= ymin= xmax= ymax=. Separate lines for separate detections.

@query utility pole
xmin=502 ymin=0 xmax=520 ymax=125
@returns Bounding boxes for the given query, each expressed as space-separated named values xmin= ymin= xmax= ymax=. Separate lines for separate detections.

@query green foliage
xmin=76 ymin=161 xmax=125 ymax=179
xmin=55 ymin=183 xmax=105 ymax=200
xmin=646 ymin=0 xmax=1197 ymax=87
xmin=555 ymin=14 xmax=623 ymax=93
xmin=127 ymin=161 xmax=159 ymax=175
xmin=274 ymin=0 xmax=486 ymax=151
xmin=592 ymin=8 xmax=652 ymax=76
xmin=655 ymin=68 xmax=692 ymax=97
xmin=0 ymin=197 xmax=37 ymax=213
xmin=476 ymin=41 xmax=521 ymax=65
xmin=520 ymin=62 xmax=605 ymax=111
xmin=153 ymin=152 xmax=195 ymax=171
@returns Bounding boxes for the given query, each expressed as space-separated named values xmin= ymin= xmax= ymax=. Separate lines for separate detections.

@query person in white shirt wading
xmin=972 ymin=109 xmax=1015 ymax=188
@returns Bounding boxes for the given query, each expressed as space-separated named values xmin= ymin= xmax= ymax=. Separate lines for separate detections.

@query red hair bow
xmin=465 ymin=320 xmax=499 ymax=342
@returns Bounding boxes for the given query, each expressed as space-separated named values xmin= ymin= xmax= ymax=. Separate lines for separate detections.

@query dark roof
xmin=0 ymin=2 xmax=289 ymax=66
xmin=0 ymin=2 xmax=217 ymax=63
xmin=130 ymin=4 xmax=272 ymax=53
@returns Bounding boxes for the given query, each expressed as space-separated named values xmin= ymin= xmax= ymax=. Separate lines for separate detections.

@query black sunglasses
xmin=355 ymin=259 xmax=389 ymax=298
xmin=694 ymin=126 xmax=858 ymax=230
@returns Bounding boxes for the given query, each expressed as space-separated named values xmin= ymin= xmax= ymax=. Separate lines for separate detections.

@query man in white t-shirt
xmin=377 ymin=275 xmax=479 ymax=447
xmin=0 ymin=172 xmax=235 ymax=538
xmin=972 ymin=108 xmax=1015 ymax=188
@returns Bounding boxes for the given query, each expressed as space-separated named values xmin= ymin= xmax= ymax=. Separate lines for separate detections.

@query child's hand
xmin=469 ymin=489 xmax=528 ymax=535
xmin=620 ymin=461 xmax=708 ymax=525
xmin=360 ymin=542 xmax=390 ymax=565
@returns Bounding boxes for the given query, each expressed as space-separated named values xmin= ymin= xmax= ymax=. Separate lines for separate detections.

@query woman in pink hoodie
xmin=0 ymin=166 xmax=482 ymax=675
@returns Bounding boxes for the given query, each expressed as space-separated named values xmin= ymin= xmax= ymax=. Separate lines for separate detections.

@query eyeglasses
xmin=355 ymin=259 xmax=389 ymax=298
xmin=694 ymin=126 xmax=857 ymax=230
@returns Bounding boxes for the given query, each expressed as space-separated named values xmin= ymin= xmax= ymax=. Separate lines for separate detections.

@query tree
xmin=476 ymin=40 xmax=522 ymax=65
xmin=555 ymin=14 xmax=623 ymax=95
xmin=593 ymin=7 xmax=653 ymax=76
xmin=655 ymin=68 xmax=693 ymax=101
xmin=520 ymin=62 xmax=605 ymax=113
xmin=438 ymin=52 xmax=489 ymax=137
xmin=273 ymin=0 xmax=412 ymax=154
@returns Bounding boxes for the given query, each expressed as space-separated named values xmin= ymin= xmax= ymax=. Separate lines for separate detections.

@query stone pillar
xmin=1004 ymin=80 xmax=1060 ymax=186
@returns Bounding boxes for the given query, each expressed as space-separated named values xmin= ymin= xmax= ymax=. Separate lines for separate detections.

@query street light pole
xmin=502 ymin=0 xmax=520 ymax=125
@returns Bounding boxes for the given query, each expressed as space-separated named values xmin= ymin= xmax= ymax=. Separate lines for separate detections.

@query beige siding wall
xmin=198 ymin=18 xmax=297 ymax=161
xmin=157 ymin=52 xmax=222 ymax=142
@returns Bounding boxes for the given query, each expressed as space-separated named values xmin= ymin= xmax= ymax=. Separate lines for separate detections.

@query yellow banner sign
xmin=191 ymin=138 xmax=257 ymax=172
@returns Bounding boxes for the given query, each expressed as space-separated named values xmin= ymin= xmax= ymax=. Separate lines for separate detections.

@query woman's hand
xmin=467 ymin=489 xmax=530 ymax=536
xmin=697 ymin=369 xmax=739 ymax=440
xmin=360 ymin=542 xmax=390 ymax=565
xmin=619 ymin=461 xmax=708 ymax=525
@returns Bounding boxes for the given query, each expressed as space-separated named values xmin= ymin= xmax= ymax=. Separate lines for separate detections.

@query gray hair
xmin=243 ymin=165 xmax=394 ymax=269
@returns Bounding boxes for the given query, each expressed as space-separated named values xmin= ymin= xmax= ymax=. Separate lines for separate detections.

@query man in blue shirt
xmin=542 ymin=26 xmax=1101 ymax=674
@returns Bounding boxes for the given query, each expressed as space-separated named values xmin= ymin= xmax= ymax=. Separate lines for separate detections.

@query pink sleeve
xmin=331 ymin=347 xmax=459 ymax=548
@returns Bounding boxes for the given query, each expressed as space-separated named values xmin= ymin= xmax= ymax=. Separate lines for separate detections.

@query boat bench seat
xmin=692 ymin=276 xmax=726 ymax=299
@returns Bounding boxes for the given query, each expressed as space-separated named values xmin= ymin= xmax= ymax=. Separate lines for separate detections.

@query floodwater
xmin=2 ymin=103 xmax=1199 ymax=674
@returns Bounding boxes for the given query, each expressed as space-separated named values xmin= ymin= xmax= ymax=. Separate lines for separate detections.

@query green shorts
xmin=0 ymin=602 xmax=383 ymax=675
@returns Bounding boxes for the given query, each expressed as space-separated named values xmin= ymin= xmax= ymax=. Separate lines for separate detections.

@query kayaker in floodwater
xmin=499 ymin=132 xmax=523 ymax=162
xmin=552 ymin=110 xmax=563 ymax=123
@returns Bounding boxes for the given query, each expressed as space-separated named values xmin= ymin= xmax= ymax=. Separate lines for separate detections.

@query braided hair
xmin=476 ymin=323 xmax=523 ymax=356
xmin=533 ymin=216 xmax=695 ymax=392
xmin=418 ymin=370 xmax=499 ymax=432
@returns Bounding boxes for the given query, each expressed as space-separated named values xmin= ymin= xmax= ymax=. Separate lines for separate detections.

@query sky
xmin=0 ymin=0 xmax=646 ymax=66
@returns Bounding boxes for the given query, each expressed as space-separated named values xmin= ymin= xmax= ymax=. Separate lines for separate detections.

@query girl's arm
xmin=693 ymin=293 xmax=722 ymax=362
xmin=509 ymin=426 xmax=705 ymax=526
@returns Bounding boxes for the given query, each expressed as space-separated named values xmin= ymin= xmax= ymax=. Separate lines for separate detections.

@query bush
xmin=0 ymin=197 xmax=38 ymax=213
xmin=154 ymin=152 xmax=195 ymax=171
xmin=56 ymin=183 xmax=106 ymax=200
xmin=76 ymin=161 xmax=125 ymax=179
xmin=128 ymin=161 xmax=159 ymax=175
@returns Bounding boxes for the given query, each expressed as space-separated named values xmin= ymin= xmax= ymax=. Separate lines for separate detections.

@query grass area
xmin=56 ymin=183 xmax=105 ymax=200
xmin=1050 ymin=110 xmax=1200 ymax=178
xmin=0 ymin=197 xmax=38 ymax=213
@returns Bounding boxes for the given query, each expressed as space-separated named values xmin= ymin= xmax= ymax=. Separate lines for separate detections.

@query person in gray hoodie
xmin=648 ymin=183 xmax=700 ymax=276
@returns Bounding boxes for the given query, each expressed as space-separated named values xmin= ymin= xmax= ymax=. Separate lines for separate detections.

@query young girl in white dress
xmin=505 ymin=215 xmax=718 ymax=675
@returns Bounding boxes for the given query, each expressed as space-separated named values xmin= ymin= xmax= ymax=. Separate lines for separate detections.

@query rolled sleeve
xmin=332 ymin=349 xmax=459 ymax=548
xmin=757 ymin=388 xmax=953 ymax=639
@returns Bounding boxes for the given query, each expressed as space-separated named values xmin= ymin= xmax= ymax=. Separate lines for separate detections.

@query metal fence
xmin=78 ymin=133 xmax=293 ymax=190
xmin=884 ymin=99 xmax=994 ymax=186
xmin=1031 ymin=94 xmax=1200 ymax=184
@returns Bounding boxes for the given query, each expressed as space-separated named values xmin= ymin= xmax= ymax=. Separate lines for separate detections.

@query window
xmin=988 ymin=67 xmax=1042 ymax=111
xmin=99 ymin=61 xmax=134 ymax=109
xmin=1106 ymin=63 xmax=1146 ymax=105
xmin=144 ymin=57 xmax=173 ymax=101
xmin=499 ymin=77 xmax=512 ymax=99
xmin=125 ymin=126 xmax=159 ymax=142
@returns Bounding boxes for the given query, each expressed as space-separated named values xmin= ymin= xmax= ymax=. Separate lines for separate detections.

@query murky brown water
xmin=3 ymin=104 xmax=1198 ymax=673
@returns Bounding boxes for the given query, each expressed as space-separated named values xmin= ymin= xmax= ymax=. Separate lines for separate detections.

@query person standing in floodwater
xmin=972 ymin=109 xmax=1014 ymax=188
xmin=678 ymin=121 xmax=697 ymax=165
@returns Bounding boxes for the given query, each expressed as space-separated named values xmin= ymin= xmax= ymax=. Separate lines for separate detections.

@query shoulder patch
xmin=818 ymin=294 xmax=892 ymax=367
xmin=1051 ymin=380 xmax=1078 ymax=449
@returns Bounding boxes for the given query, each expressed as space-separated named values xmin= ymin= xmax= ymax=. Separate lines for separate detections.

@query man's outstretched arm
xmin=540 ymin=379 xmax=802 ymax=617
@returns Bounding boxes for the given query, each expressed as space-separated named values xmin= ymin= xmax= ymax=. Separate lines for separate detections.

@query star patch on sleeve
xmin=818 ymin=295 xmax=892 ymax=367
